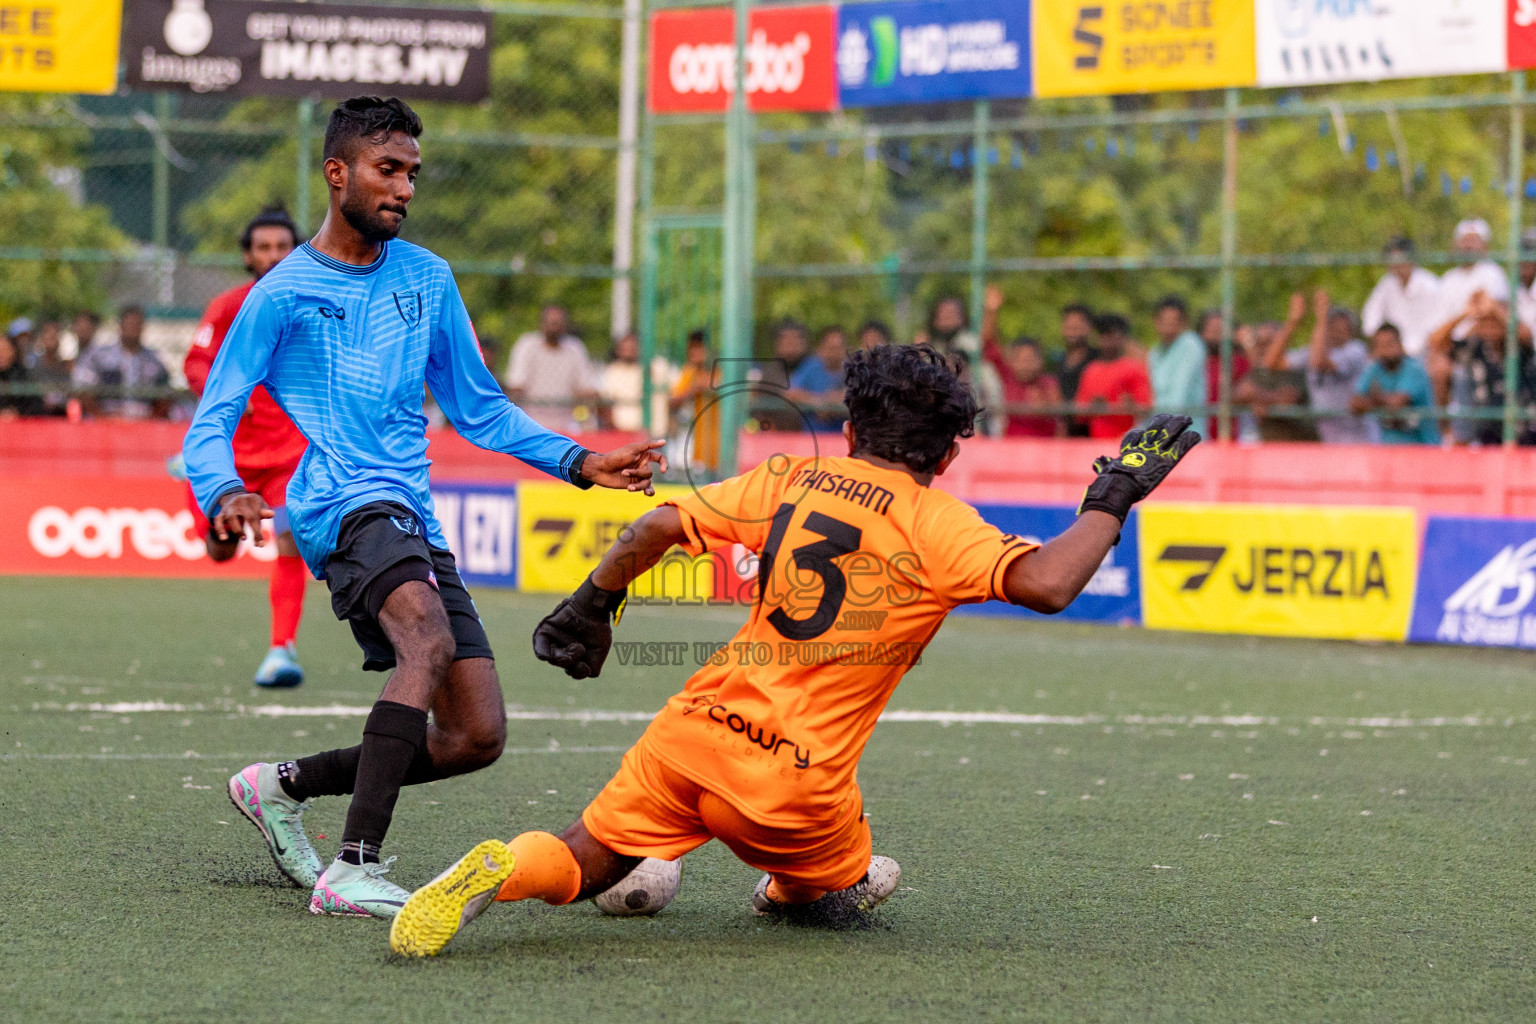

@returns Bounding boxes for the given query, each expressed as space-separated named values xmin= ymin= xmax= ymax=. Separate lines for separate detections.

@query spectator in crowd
xmin=26 ymin=319 xmax=71 ymax=415
xmin=1362 ymin=236 xmax=1442 ymax=360
xmin=1261 ymin=290 xmax=1375 ymax=443
xmin=670 ymin=330 xmax=719 ymax=471
xmin=753 ymin=319 xmax=811 ymax=431
xmin=1351 ymin=323 xmax=1440 ymax=445
xmin=71 ymin=305 xmax=170 ymax=420
xmin=1074 ymin=313 xmax=1152 ymax=440
xmin=63 ymin=310 xmax=100 ymax=363
xmin=598 ymin=330 xmax=674 ymax=434
xmin=856 ymin=319 xmax=891 ymax=351
xmin=1198 ymin=309 xmax=1248 ymax=439
xmin=0 ymin=330 xmax=41 ymax=418
xmin=919 ymin=295 xmax=979 ymax=359
xmin=1235 ymin=319 xmax=1318 ymax=442
xmin=7 ymin=317 xmax=33 ymax=360
xmin=1429 ymin=292 xmax=1536 ymax=446
xmin=1437 ymin=218 xmax=1510 ymax=342
xmin=1516 ymin=228 xmax=1536 ymax=337
xmin=1053 ymin=303 xmax=1099 ymax=437
xmin=503 ymin=303 xmax=599 ymax=433
xmin=981 ymin=284 xmax=1064 ymax=437
xmin=1148 ymin=295 xmax=1207 ymax=416
xmin=787 ymin=326 xmax=848 ymax=433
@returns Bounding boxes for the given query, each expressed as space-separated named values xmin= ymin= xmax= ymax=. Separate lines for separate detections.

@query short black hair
xmin=1095 ymin=313 xmax=1130 ymax=336
xmin=843 ymin=344 xmax=978 ymax=475
xmin=817 ymin=325 xmax=845 ymax=343
xmin=323 ymin=96 xmax=423 ymax=164
xmin=1373 ymin=322 xmax=1403 ymax=343
xmin=775 ymin=318 xmax=807 ymax=337
xmin=240 ymin=206 xmax=301 ymax=251
xmin=1155 ymin=295 xmax=1188 ymax=319
xmin=1061 ymin=303 xmax=1094 ymax=320
xmin=1010 ymin=336 xmax=1043 ymax=354
xmin=857 ymin=319 xmax=892 ymax=343
xmin=686 ymin=328 xmax=708 ymax=346
xmin=119 ymin=304 xmax=145 ymax=320
xmin=1384 ymin=235 xmax=1415 ymax=258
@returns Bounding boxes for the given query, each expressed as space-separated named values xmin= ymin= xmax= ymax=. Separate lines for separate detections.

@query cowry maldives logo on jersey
xmin=394 ymin=291 xmax=423 ymax=327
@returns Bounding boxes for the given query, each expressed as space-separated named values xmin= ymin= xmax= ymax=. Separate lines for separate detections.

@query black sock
xmin=279 ymin=736 xmax=447 ymax=802
xmin=339 ymin=700 xmax=428 ymax=856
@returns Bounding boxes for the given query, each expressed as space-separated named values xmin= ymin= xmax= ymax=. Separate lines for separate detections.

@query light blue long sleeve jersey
xmin=183 ymin=240 xmax=590 ymax=578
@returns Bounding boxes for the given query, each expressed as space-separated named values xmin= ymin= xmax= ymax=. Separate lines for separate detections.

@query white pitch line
xmin=0 ymin=745 xmax=626 ymax=763
xmin=25 ymin=700 xmax=1530 ymax=729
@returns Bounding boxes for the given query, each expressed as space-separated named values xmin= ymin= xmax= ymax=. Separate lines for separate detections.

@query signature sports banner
xmin=1409 ymin=515 xmax=1536 ymax=648
xmin=1256 ymin=0 xmax=1505 ymax=86
xmin=835 ymin=0 xmax=1031 ymax=107
xmin=430 ymin=482 xmax=518 ymax=590
xmin=649 ymin=4 xmax=838 ymax=113
xmin=516 ymin=482 xmax=721 ymax=603
xmin=121 ymin=0 xmax=492 ymax=100
xmin=0 ymin=0 xmax=122 ymax=94
xmin=954 ymin=504 xmax=1140 ymax=625
xmin=1139 ymin=503 xmax=1418 ymax=641
xmin=0 ymin=476 xmax=270 ymax=579
xmin=1033 ymin=0 xmax=1254 ymax=98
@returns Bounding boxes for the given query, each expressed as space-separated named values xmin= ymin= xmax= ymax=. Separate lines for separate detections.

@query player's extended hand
xmin=1079 ymin=414 xmax=1201 ymax=523
xmin=582 ymin=439 xmax=669 ymax=496
xmin=532 ymin=577 xmax=627 ymax=680
xmin=211 ymin=490 xmax=273 ymax=546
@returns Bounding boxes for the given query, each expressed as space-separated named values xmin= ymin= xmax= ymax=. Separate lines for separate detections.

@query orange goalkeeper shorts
xmin=582 ymin=738 xmax=873 ymax=893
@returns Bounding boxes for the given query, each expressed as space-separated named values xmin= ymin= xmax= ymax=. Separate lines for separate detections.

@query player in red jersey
xmin=182 ymin=208 xmax=310 ymax=687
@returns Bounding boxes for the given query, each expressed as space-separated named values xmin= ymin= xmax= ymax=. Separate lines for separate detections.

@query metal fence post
xmin=715 ymin=0 xmax=752 ymax=479
xmin=1219 ymin=88 xmax=1240 ymax=443
xmin=638 ymin=98 xmax=658 ymax=436
xmin=1506 ymin=71 xmax=1527 ymax=448
xmin=969 ymin=99 xmax=990 ymax=349
xmin=295 ymin=97 xmax=314 ymax=234
xmin=152 ymin=93 xmax=172 ymax=252
xmin=611 ymin=0 xmax=644 ymax=340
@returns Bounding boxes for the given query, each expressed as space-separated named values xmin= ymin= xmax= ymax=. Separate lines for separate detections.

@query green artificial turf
xmin=3 ymin=576 xmax=1535 ymax=1022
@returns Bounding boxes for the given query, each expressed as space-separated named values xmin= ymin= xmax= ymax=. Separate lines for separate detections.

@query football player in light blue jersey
xmin=185 ymin=96 xmax=666 ymax=918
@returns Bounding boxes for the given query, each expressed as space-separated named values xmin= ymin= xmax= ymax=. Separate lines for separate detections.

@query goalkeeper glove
xmin=531 ymin=576 xmax=627 ymax=680
xmin=1079 ymin=413 xmax=1202 ymax=524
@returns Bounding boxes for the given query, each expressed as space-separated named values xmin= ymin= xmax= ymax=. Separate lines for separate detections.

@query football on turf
xmin=592 ymin=857 xmax=683 ymax=916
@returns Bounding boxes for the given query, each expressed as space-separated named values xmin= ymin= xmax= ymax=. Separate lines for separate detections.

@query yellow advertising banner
xmin=0 ymin=0 xmax=121 ymax=95
xmin=1139 ymin=504 xmax=1417 ymax=642
xmin=1033 ymin=0 xmax=1256 ymax=98
xmin=517 ymin=482 xmax=717 ymax=603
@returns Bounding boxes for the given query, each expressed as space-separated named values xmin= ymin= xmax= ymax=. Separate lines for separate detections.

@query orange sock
xmin=766 ymin=878 xmax=827 ymax=905
xmin=494 ymin=831 xmax=582 ymax=905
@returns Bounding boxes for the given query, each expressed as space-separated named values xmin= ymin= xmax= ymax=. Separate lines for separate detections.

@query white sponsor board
xmin=1256 ymin=0 xmax=1506 ymax=86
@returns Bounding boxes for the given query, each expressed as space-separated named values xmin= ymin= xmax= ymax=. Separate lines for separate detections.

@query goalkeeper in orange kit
xmin=390 ymin=344 xmax=1199 ymax=956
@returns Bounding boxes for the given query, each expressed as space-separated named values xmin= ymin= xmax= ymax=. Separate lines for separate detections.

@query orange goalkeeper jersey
xmin=647 ymin=454 xmax=1038 ymax=828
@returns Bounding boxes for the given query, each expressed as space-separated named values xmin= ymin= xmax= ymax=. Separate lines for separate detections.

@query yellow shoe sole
xmin=388 ymin=839 xmax=516 ymax=957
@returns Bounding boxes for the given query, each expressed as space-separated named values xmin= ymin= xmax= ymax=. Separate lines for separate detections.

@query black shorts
xmin=324 ymin=501 xmax=494 ymax=672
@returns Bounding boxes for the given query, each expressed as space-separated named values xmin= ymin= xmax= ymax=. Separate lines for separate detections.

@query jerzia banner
xmin=121 ymin=0 xmax=492 ymax=100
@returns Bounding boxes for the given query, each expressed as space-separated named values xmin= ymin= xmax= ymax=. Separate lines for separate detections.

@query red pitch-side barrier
xmin=5 ymin=419 xmax=1536 ymax=580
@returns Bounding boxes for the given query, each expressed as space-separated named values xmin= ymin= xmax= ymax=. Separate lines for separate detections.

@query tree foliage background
xmin=0 ymin=12 xmax=1526 ymax=360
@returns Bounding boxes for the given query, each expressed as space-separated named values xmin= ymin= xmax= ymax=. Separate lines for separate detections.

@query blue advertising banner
xmin=1410 ymin=516 xmax=1536 ymax=648
xmin=954 ymin=504 xmax=1140 ymax=625
xmin=429 ymin=481 xmax=518 ymax=589
xmin=835 ymin=0 xmax=1031 ymax=107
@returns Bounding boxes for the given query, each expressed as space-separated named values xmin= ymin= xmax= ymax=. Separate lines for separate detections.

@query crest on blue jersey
xmin=393 ymin=290 xmax=423 ymax=327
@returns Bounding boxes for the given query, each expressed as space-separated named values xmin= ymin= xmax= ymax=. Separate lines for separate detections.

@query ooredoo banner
xmin=0 ymin=477 xmax=270 ymax=579
xmin=954 ymin=504 xmax=1140 ymax=625
xmin=835 ymin=0 xmax=1031 ymax=107
xmin=121 ymin=0 xmax=492 ymax=100
xmin=1255 ymin=0 xmax=1505 ymax=87
xmin=0 ymin=0 xmax=122 ymax=95
xmin=1409 ymin=515 xmax=1536 ymax=648
xmin=1033 ymin=0 xmax=1254 ymax=98
xmin=1139 ymin=503 xmax=1418 ymax=642
xmin=648 ymin=5 xmax=838 ymax=114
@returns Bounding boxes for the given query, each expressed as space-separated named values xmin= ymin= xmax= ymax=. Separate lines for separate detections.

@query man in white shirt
xmin=1438 ymin=218 xmax=1510 ymax=343
xmin=503 ymin=304 xmax=599 ymax=433
xmin=1516 ymin=229 xmax=1536 ymax=338
xmin=1361 ymin=236 xmax=1441 ymax=360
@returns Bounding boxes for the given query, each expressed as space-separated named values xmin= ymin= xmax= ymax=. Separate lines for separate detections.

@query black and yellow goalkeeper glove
xmin=531 ymin=576 xmax=627 ymax=680
xmin=1079 ymin=414 xmax=1201 ymax=524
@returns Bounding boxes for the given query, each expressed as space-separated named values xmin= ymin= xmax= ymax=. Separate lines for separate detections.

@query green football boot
xmin=310 ymin=857 xmax=413 ymax=919
xmin=227 ymin=762 xmax=324 ymax=889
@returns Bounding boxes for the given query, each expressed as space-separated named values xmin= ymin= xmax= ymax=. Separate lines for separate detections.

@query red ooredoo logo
xmin=648 ymin=5 xmax=836 ymax=114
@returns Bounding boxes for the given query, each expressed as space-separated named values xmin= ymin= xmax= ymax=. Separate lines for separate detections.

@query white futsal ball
xmin=592 ymin=857 xmax=682 ymax=917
